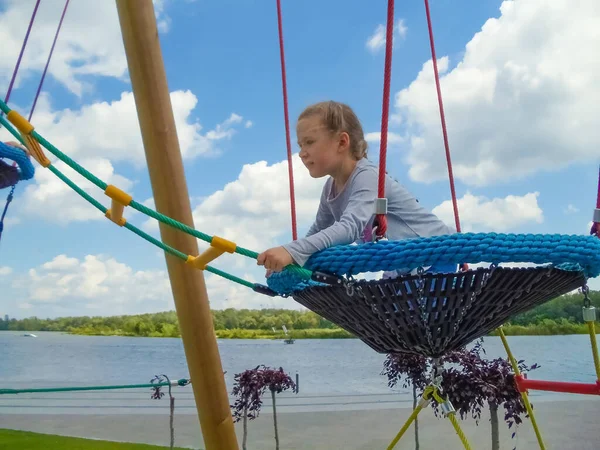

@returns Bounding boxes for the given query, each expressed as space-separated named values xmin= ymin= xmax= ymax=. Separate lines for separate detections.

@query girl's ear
xmin=337 ymin=131 xmax=350 ymax=153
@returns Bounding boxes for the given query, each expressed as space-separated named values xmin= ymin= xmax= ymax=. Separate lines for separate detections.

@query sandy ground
xmin=0 ymin=392 xmax=598 ymax=449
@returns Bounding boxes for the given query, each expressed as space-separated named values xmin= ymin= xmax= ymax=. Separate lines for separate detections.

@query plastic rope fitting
xmin=7 ymin=110 xmax=34 ymax=134
xmin=187 ymin=235 xmax=237 ymax=270
xmin=375 ymin=197 xmax=388 ymax=215
xmin=104 ymin=184 xmax=133 ymax=227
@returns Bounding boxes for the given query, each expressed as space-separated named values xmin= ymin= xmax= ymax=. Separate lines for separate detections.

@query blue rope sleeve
xmin=267 ymin=232 xmax=600 ymax=294
xmin=0 ymin=141 xmax=35 ymax=181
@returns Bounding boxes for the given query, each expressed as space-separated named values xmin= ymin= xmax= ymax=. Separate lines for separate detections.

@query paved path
xmin=1 ymin=393 xmax=598 ymax=449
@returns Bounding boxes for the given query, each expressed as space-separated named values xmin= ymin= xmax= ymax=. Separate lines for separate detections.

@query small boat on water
xmin=22 ymin=333 xmax=37 ymax=338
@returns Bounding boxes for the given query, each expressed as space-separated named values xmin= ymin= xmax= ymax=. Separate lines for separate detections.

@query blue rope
xmin=0 ymin=185 xmax=15 ymax=243
xmin=0 ymin=142 xmax=35 ymax=182
xmin=267 ymin=232 xmax=600 ymax=294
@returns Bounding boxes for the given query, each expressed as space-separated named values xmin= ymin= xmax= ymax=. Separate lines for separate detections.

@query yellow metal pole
xmin=498 ymin=327 xmax=546 ymax=450
xmin=114 ymin=2 xmax=238 ymax=449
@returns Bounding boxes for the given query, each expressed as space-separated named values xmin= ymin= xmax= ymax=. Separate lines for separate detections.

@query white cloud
xmin=140 ymin=153 xmax=325 ymax=286
xmin=432 ymin=191 xmax=543 ymax=232
xmin=0 ymin=267 xmax=13 ymax=276
xmin=15 ymin=157 xmax=134 ymax=224
xmin=0 ymin=0 xmax=173 ymax=97
xmin=365 ymin=131 xmax=404 ymax=146
xmin=3 ymin=90 xmax=248 ymax=167
xmin=5 ymin=251 xmax=295 ymax=317
xmin=0 ymin=90 xmax=250 ymax=224
xmin=143 ymin=153 xmax=323 ymax=252
xmin=7 ymin=254 xmax=172 ymax=316
xmin=394 ymin=0 xmax=599 ymax=186
xmin=366 ymin=19 xmax=408 ymax=53
xmin=564 ymin=204 xmax=579 ymax=214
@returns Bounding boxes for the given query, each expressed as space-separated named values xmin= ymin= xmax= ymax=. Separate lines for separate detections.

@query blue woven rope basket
xmin=267 ymin=232 xmax=600 ymax=295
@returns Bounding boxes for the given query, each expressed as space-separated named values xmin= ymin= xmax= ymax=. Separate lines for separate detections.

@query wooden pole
xmin=114 ymin=2 xmax=238 ymax=449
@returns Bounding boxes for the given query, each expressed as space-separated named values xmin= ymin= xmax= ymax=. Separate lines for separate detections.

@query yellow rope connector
xmin=6 ymin=110 xmax=51 ymax=168
xmin=21 ymin=133 xmax=51 ymax=168
xmin=7 ymin=110 xmax=34 ymax=134
xmin=104 ymin=185 xmax=133 ymax=227
xmin=187 ymin=236 xmax=237 ymax=270
xmin=105 ymin=210 xmax=127 ymax=226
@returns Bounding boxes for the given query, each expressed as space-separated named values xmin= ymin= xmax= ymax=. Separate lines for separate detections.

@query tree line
xmin=0 ymin=290 xmax=598 ymax=338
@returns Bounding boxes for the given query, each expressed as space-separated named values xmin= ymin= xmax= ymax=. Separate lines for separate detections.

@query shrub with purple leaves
xmin=381 ymin=352 xmax=428 ymax=391
xmin=230 ymin=365 xmax=296 ymax=422
xmin=439 ymin=339 xmax=539 ymax=431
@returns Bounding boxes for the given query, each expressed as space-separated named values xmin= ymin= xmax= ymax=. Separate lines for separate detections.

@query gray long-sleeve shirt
xmin=283 ymin=158 xmax=454 ymax=267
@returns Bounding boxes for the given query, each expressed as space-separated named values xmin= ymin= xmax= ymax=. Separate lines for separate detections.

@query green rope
xmin=0 ymin=114 xmax=24 ymax=143
xmin=49 ymin=165 xmax=107 ymax=214
xmin=0 ymin=99 xmax=313 ymax=284
xmin=32 ymin=130 xmax=107 ymax=191
xmin=124 ymin=221 xmax=187 ymax=260
xmin=130 ymin=200 xmax=213 ymax=245
xmin=0 ymin=379 xmax=190 ymax=395
xmin=205 ymin=265 xmax=255 ymax=289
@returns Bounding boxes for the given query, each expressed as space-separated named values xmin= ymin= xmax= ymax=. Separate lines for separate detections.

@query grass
xmin=0 ymin=429 xmax=192 ymax=450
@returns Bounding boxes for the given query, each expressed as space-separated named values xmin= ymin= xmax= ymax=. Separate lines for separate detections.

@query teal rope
xmin=205 ymin=265 xmax=255 ymax=289
xmin=0 ymin=379 xmax=190 ymax=395
xmin=49 ymin=165 xmax=107 ymax=214
xmin=32 ymin=130 xmax=107 ymax=190
xmin=130 ymin=200 xmax=213 ymax=245
xmin=0 ymin=117 xmax=270 ymax=291
xmin=0 ymin=114 xmax=24 ymax=143
xmin=0 ymin=100 xmax=312 ymax=287
xmin=0 ymin=100 xmax=313 ymax=282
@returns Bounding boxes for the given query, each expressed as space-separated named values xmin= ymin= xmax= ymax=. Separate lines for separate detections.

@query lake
xmin=0 ymin=332 xmax=598 ymax=415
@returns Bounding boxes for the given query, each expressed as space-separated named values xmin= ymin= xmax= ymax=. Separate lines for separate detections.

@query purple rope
xmin=29 ymin=0 xmax=70 ymax=121
xmin=3 ymin=0 xmax=42 ymax=105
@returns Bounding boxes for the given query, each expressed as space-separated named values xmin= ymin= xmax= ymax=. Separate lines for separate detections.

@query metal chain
xmin=582 ymin=283 xmax=591 ymax=308
xmin=415 ymin=266 xmax=435 ymax=352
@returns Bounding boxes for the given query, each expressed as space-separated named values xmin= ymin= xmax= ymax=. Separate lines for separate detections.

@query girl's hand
xmin=257 ymin=246 xmax=293 ymax=273
xmin=4 ymin=141 xmax=30 ymax=156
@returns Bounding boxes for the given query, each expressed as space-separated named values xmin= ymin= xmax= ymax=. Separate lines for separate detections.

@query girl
xmin=257 ymin=101 xmax=455 ymax=274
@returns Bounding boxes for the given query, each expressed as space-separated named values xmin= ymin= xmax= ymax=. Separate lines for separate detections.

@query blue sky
xmin=0 ymin=0 xmax=598 ymax=319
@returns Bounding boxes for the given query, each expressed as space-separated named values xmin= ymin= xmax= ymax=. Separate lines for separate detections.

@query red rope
xmin=423 ymin=0 xmax=461 ymax=234
xmin=592 ymin=165 xmax=599 ymax=238
xmin=375 ymin=0 xmax=396 ymax=238
xmin=276 ymin=0 xmax=298 ymax=240
xmin=596 ymin=165 xmax=600 ymax=209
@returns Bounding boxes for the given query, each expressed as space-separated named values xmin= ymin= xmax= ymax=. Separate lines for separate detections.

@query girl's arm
xmin=283 ymin=170 xmax=375 ymax=266
xmin=305 ymin=185 xmax=334 ymax=238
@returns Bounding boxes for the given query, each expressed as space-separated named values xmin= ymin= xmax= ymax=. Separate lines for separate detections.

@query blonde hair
xmin=298 ymin=101 xmax=368 ymax=160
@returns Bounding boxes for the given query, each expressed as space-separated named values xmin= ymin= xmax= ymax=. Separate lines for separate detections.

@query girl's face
xmin=296 ymin=115 xmax=349 ymax=179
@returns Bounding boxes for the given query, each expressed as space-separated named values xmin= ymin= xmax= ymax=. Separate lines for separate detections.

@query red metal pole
xmin=515 ymin=374 xmax=600 ymax=396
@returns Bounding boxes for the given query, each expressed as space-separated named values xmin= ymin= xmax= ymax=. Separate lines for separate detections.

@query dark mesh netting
xmin=291 ymin=266 xmax=586 ymax=358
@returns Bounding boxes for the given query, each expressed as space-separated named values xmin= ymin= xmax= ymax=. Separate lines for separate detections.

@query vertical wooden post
xmin=114 ymin=2 xmax=238 ymax=449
